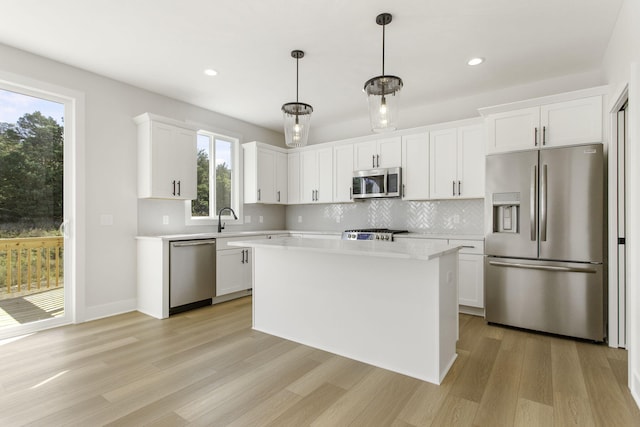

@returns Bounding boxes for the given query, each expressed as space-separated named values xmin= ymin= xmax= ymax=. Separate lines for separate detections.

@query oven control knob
xmin=375 ymin=235 xmax=380 ymax=240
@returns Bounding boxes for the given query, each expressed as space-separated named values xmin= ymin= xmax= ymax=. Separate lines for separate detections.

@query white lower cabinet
xmin=217 ymin=248 xmax=252 ymax=296
xmin=450 ymin=239 xmax=484 ymax=311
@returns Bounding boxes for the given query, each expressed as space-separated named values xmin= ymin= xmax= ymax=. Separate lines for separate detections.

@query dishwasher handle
xmin=171 ymin=240 xmax=216 ymax=248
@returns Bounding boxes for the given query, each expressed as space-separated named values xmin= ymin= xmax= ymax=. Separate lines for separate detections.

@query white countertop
xmin=135 ymin=230 xmax=291 ymax=241
xmin=397 ymin=233 xmax=484 ymax=241
xmin=229 ymin=236 xmax=461 ymax=261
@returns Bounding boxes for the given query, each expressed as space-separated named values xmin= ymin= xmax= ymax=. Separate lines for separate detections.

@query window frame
xmin=185 ymin=128 xmax=242 ymax=226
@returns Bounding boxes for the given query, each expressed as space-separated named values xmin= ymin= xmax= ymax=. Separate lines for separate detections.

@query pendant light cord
xmin=296 ymin=55 xmax=299 ymax=104
xmin=382 ymin=21 xmax=386 ymax=76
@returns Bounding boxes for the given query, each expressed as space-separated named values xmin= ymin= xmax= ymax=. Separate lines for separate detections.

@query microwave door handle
xmin=384 ymin=170 xmax=389 ymax=195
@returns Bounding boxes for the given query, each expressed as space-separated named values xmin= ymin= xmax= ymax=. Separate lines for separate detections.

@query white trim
xmin=83 ymin=299 xmax=137 ymax=322
xmin=0 ymin=70 xmax=86 ymax=331
xmin=607 ymin=84 xmax=629 ymax=348
xmin=478 ymin=85 xmax=610 ymax=116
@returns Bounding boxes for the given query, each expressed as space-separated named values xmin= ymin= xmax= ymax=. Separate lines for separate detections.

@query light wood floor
xmin=0 ymin=296 xmax=637 ymax=426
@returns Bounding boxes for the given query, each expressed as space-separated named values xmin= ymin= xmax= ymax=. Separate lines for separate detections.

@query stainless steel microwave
xmin=352 ymin=167 xmax=401 ymax=199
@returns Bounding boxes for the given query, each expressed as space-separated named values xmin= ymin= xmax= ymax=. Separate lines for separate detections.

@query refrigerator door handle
xmin=488 ymin=260 xmax=597 ymax=274
xmin=540 ymin=164 xmax=548 ymax=241
xmin=530 ymin=165 xmax=537 ymax=241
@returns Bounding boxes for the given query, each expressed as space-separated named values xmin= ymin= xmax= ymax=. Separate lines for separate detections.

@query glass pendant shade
xmin=282 ymin=50 xmax=313 ymax=147
xmin=364 ymin=75 xmax=402 ymax=132
xmin=282 ymin=102 xmax=312 ymax=147
xmin=365 ymin=13 xmax=403 ymax=133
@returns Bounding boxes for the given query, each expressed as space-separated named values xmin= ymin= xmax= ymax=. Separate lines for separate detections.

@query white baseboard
xmin=459 ymin=305 xmax=485 ymax=317
xmin=632 ymin=372 xmax=640 ymax=410
xmin=83 ymin=298 xmax=137 ymax=322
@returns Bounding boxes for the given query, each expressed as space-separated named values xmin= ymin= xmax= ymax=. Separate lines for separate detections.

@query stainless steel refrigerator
xmin=485 ymin=144 xmax=605 ymax=341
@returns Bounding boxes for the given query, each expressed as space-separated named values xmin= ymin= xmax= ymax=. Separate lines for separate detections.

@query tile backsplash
xmin=285 ymin=198 xmax=484 ymax=234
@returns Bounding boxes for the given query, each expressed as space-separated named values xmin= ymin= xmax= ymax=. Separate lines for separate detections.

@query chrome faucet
xmin=217 ymin=207 xmax=238 ymax=233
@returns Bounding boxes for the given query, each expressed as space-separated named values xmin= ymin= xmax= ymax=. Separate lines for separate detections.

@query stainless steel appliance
xmin=169 ymin=239 xmax=216 ymax=315
xmin=485 ymin=144 xmax=605 ymax=341
xmin=342 ymin=228 xmax=408 ymax=241
xmin=352 ymin=167 xmax=401 ymax=199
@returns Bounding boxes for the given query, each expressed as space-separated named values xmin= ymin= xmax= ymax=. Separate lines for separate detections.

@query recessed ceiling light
xmin=467 ymin=57 xmax=485 ymax=66
xmin=204 ymin=68 xmax=218 ymax=76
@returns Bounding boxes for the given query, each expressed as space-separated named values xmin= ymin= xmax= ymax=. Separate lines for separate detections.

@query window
xmin=187 ymin=130 xmax=240 ymax=224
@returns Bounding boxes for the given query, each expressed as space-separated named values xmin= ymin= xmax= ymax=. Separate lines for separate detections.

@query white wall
xmin=601 ymin=0 xmax=640 ymax=407
xmin=0 ymin=42 xmax=283 ymax=320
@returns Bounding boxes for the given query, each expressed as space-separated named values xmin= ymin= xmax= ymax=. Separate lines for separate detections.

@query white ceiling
xmin=0 ymin=0 xmax=623 ymax=135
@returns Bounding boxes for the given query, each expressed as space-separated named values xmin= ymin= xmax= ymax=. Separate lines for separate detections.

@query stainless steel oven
xmin=352 ymin=167 xmax=401 ymax=199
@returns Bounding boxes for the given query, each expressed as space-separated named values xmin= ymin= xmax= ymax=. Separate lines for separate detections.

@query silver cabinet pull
xmin=177 ymin=180 xmax=181 ymax=196
xmin=376 ymin=154 xmax=380 ymax=168
xmin=452 ymin=181 xmax=455 ymax=196
xmin=372 ymin=155 xmax=375 ymax=168
xmin=534 ymin=127 xmax=538 ymax=146
xmin=258 ymin=189 xmax=261 ymax=201
xmin=530 ymin=165 xmax=537 ymax=241
xmin=540 ymin=164 xmax=548 ymax=241
xmin=349 ymin=186 xmax=352 ymax=200
xmin=542 ymin=126 xmax=546 ymax=145
xmin=458 ymin=180 xmax=461 ymax=196
xmin=277 ymin=190 xmax=280 ymax=202
xmin=172 ymin=180 xmax=176 ymax=196
xmin=245 ymin=249 xmax=249 ymax=263
xmin=241 ymin=249 xmax=245 ymax=264
xmin=489 ymin=260 xmax=597 ymax=274
xmin=402 ymin=184 xmax=406 ymax=198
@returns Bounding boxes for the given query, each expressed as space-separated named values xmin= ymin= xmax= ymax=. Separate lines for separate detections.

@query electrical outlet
xmin=245 ymin=216 xmax=251 ymax=223
xmin=259 ymin=216 xmax=264 ymax=223
xmin=162 ymin=215 xmax=169 ymax=225
xmin=298 ymin=216 xmax=302 ymax=223
xmin=453 ymin=214 xmax=460 ymax=224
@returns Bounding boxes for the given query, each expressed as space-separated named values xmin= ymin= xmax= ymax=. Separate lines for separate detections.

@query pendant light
xmin=364 ymin=13 xmax=403 ymax=133
xmin=282 ymin=50 xmax=313 ymax=147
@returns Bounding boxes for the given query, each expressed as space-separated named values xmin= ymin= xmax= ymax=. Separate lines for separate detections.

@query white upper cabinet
xmin=288 ymin=152 xmax=301 ymax=204
xmin=334 ymin=144 xmax=355 ymax=203
xmin=354 ymin=136 xmax=401 ymax=170
xmin=243 ymin=141 xmax=287 ymax=204
xmin=401 ymin=132 xmax=430 ymax=200
xmin=540 ymin=97 xmax=603 ymax=148
xmin=301 ymin=146 xmax=333 ymax=204
xmin=430 ymin=124 xmax=484 ymax=200
xmin=276 ymin=152 xmax=288 ymax=204
xmin=134 ymin=113 xmax=197 ymax=200
xmin=484 ymin=94 xmax=603 ymax=154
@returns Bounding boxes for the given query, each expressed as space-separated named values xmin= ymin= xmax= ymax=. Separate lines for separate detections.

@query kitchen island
xmin=230 ymin=237 xmax=461 ymax=384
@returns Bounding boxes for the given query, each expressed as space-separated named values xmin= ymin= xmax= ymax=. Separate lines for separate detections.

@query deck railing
xmin=0 ymin=236 xmax=64 ymax=299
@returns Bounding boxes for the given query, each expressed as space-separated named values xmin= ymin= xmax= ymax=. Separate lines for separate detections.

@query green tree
xmin=192 ymin=148 xmax=210 ymax=216
xmin=216 ymin=162 xmax=232 ymax=211
xmin=0 ymin=112 xmax=63 ymax=229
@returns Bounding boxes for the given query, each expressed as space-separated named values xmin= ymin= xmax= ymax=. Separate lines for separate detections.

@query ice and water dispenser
xmin=492 ymin=192 xmax=520 ymax=233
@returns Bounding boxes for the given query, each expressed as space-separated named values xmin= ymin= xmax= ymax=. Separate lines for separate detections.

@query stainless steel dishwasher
xmin=169 ymin=239 xmax=216 ymax=315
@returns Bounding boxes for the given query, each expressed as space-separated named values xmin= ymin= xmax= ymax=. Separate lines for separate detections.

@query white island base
xmin=231 ymin=238 xmax=459 ymax=385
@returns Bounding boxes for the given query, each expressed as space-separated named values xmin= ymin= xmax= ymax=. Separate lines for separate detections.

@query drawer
xmin=449 ymin=239 xmax=484 ymax=255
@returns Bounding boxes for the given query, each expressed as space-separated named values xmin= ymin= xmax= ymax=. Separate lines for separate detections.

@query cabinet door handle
xmin=316 ymin=190 xmax=319 ymax=201
xmin=458 ymin=180 xmax=461 ymax=196
xmin=534 ymin=127 xmax=538 ymax=146
xmin=349 ymin=186 xmax=352 ymax=200
xmin=245 ymin=249 xmax=249 ymax=263
xmin=177 ymin=180 xmax=181 ymax=196
xmin=258 ymin=189 xmax=261 ymax=201
xmin=376 ymin=154 xmax=380 ymax=168
xmin=277 ymin=190 xmax=280 ymax=202
xmin=241 ymin=249 xmax=245 ymax=264
xmin=542 ymin=126 xmax=546 ymax=145
xmin=452 ymin=181 xmax=456 ymax=196
xmin=402 ymin=184 xmax=406 ymax=198
xmin=372 ymin=155 xmax=375 ymax=168
xmin=172 ymin=180 xmax=176 ymax=196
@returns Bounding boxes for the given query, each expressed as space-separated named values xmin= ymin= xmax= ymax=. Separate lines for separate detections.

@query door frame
xmin=0 ymin=70 xmax=85 ymax=339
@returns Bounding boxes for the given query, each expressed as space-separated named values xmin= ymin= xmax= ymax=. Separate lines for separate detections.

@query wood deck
xmin=0 ymin=287 xmax=64 ymax=328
